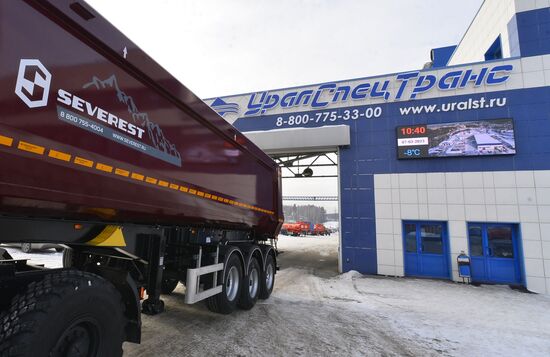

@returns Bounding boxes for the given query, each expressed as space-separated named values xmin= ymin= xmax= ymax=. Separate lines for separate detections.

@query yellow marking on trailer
xmin=0 ymin=135 xmax=13 ymax=147
xmin=131 ymin=172 xmax=145 ymax=181
xmin=17 ymin=141 xmax=44 ymax=155
xmin=114 ymin=168 xmax=130 ymax=177
xmin=48 ymin=149 xmax=71 ymax=162
xmin=96 ymin=163 xmax=113 ymax=173
xmin=158 ymin=180 xmax=169 ymax=187
xmin=145 ymin=177 xmax=158 ymax=184
xmin=1 ymin=134 xmax=272 ymax=214
xmin=74 ymin=156 xmax=94 ymax=167
xmin=87 ymin=225 xmax=126 ymax=247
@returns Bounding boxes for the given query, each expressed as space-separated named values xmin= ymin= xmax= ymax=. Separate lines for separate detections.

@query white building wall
xmin=374 ymin=170 xmax=550 ymax=295
xmin=448 ymin=0 xmax=550 ymax=66
xmin=448 ymin=0 xmax=517 ymax=66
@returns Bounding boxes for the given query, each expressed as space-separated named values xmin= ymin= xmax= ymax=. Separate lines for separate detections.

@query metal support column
xmin=141 ymin=233 xmax=166 ymax=315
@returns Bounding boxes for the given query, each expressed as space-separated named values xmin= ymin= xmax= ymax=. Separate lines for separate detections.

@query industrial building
xmin=206 ymin=0 xmax=550 ymax=294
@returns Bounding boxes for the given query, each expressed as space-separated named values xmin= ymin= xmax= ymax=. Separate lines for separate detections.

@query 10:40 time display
xmin=399 ymin=126 xmax=426 ymax=136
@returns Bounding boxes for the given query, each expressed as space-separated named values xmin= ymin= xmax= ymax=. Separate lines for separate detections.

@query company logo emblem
xmin=15 ymin=59 xmax=52 ymax=108
xmin=210 ymin=98 xmax=240 ymax=117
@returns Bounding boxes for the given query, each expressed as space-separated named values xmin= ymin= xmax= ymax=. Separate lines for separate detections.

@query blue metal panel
xmin=516 ymin=8 xmax=550 ymax=57
xmin=431 ymin=45 xmax=457 ymax=68
xmin=484 ymin=36 xmax=503 ymax=61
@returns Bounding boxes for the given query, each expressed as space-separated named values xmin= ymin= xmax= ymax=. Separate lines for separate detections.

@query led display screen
xmin=396 ymin=118 xmax=516 ymax=159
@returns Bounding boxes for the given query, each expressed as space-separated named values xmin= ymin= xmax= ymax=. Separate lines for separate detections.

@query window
xmin=405 ymin=223 xmax=416 ymax=253
xmin=468 ymin=225 xmax=483 ymax=256
xmin=487 ymin=226 xmax=514 ymax=258
xmin=420 ymin=224 xmax=443 ymax=254
xmin=485 ymin=36 xmax=503 ymax=61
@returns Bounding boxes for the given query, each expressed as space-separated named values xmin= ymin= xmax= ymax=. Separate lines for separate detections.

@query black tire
xmin=238 ymin=257 xmax=261 ymax=310
xmin=20 ymin=243 xmax=31 ymax=254
xmin=0 ymin=270 xmax=125 ymax=357
xmin=55 ymin=248 xmax=63 ymax=253
xmin=206 ymin=252 xmax=243 ymax=314
xmin=62 ymin=248 xmax=74 ymax=268
xmin=259 ymin=254 xmax=275 ymax=300
xmin=161 ymin=277 xmax=179 ymax=295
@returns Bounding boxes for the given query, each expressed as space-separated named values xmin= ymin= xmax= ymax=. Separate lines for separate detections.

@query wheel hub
xmin=226 ymin=266 xmax=240 ymax=301
xmin=52 ymin=319 xmax=99 ymax=357
xmin=248 ymin=267 xmax=259 ymax=297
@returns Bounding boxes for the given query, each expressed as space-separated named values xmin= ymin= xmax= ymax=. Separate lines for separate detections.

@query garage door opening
xmin=272 ymin=151 xmax=340 ymax=278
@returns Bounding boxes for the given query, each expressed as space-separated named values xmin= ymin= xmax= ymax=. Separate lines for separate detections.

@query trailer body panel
xmin=0 ymin=0 xmax=283 ymax=238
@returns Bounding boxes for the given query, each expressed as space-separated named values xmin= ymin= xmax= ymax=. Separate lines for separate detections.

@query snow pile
xmin=337 ymin=270 xmax=362 ymax=281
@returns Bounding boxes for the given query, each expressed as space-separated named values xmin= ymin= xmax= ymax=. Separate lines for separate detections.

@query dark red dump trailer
xmin=0 ymin=1 xmax=283 ymax=355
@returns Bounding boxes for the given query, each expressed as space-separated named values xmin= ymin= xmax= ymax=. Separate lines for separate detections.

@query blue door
xmin=468 ymin=224 xmax=523 ymax=285
xmin=403 ymin=221 xmax=450 ymax=279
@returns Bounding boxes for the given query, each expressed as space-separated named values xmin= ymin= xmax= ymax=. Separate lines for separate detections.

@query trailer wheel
xmin=0 ymin=270 xmax=125 ymax=357
xmin=259 ymin=254 xmax=275 ymax=299
xmin=238 ymin=257 xmax=261 ymax=310
xmin=161 ymin=277 xmax=179 ymax=295
xmin=206 ymin=253 xmax=243 ymax=314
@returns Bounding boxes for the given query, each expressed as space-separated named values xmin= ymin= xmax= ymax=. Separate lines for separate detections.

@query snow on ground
xmin=276 ymin=233 xmax=550 ymax=356
xmin=2 ymin=246 xmax=63 ymax=268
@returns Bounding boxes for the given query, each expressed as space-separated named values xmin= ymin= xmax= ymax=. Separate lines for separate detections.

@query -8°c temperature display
xmin=396 ymin=124 xmax=429 ymax=159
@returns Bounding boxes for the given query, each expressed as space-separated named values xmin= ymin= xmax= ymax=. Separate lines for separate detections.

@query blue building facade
xmin=207 ymin=0 xmax=550 ymax=294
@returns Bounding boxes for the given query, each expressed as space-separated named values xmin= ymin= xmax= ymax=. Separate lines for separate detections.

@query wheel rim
xmin=226 ymin=266 xmax=240 ymax=301
xmin=51 ymin=318 xmax=100 ymax=357
xmin=248 ymin=266 xmax=259 ymax=298
xmin=22 ymin=243 xmax=31 ymax=252
xmin=265 ymin=263 xmax=274 ymax=290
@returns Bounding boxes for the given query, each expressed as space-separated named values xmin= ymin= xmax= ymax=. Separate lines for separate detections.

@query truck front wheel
xmin=0 ymin=270 xmax=125 ymax=357
xmin=206 ymin=252 xmax=243 ymax=314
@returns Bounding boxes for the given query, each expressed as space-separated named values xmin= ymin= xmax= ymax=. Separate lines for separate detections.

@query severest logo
xmin=14 ymin=59 xmax=52 ymax=108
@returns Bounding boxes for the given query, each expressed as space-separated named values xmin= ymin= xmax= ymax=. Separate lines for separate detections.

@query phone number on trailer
xmin=275 ymin=107 xmax=382 ymax=127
